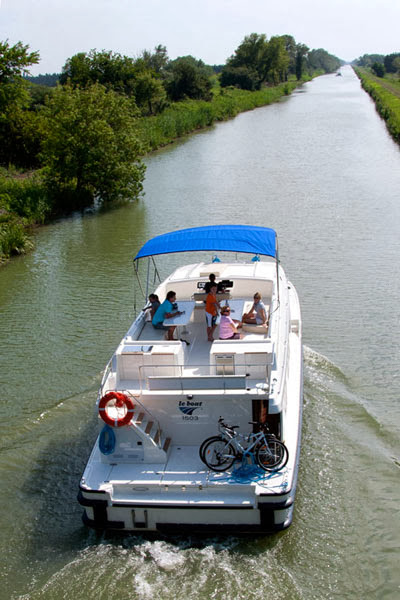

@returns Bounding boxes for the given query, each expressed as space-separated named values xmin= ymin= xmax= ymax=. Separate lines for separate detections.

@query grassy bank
xmin=354 ymin=67 xmax=400 ymax=144
xmin=0 ymin=80 xmax=301 ymax=263
xmin=137 ymin=81 xmax=298 ymax=151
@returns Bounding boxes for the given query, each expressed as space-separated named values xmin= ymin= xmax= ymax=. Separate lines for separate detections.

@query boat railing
xmin=138 ymin=362 xmax=270 ymax=393
xmin=100 ymin=350 xmax=271 ymax=395
xmin=98 ymin=356 xmax=115 ymax=399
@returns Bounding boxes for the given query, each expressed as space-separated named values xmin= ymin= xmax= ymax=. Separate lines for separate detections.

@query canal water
xmin=1 ymin=65 xmax=399 ymax=599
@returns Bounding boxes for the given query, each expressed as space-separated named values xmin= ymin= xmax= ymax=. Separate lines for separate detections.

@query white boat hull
xmin=79 ymin=253 xmax=303 ymax=534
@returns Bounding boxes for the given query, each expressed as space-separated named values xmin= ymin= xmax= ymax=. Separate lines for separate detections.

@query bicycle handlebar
xmin=218 ymin=416 xmax=239 ymax=431
xmin=218 ymin=417 xmax=271 ymax=434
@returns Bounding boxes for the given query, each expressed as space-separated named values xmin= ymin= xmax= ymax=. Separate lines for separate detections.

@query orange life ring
xmin=98 ymin=392 xmax=135 ymax=427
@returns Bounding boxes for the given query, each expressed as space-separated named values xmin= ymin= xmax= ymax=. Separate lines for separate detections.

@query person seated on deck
xmin=204 ymin=273 xmax=225 ymax=294
xmin=242 ymin=292 xmax=268 ymax=327
xmin=152 ymin=291 xmax=183 ymax=340
xmin=143 ymin=293 xmax=160 ymax=320
xmin=205 ymin=284 xmax=221 ymax=342
xmin=219 ymin=305 xmax=242 ymax=340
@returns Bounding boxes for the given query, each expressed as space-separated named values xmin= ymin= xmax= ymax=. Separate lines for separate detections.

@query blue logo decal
xmin=179 ymin=405 xmax=198 ymax=415
xmin=178 ymin=400 xmax=203 ymax=416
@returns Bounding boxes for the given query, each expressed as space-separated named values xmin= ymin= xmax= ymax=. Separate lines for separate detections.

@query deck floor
xmin=96 ymin=444 xmax=290 ymax=504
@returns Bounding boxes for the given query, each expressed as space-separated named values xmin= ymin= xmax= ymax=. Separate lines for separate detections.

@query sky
xmin=1 ymin=0 xmax=399 ymax=75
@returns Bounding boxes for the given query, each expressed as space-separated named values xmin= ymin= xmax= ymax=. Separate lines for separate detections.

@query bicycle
xmin=199 ymin=417 xmax=281 ymax=465
xmin=200 ymin=416 xmax=289 ymax=473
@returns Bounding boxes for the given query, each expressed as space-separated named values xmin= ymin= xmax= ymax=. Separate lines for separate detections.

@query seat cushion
xmin=242 ymin=323 xmax=268 ymax=333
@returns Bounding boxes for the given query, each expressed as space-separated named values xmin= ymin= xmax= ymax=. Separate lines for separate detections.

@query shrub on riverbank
xmin=355 ymin=68 xmax=400 ymax=143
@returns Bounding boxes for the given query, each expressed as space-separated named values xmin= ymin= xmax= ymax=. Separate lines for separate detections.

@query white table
xmin=216 ymin=299 xmax=247 ymax=323
xmin=163 ymin=301 xmax=196 ymax=334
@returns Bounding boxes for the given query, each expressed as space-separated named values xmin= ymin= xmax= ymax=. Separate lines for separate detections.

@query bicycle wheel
xmin=256 ymin=439 xmax=288 ymax=471
xmin=202 ymin=439 xmax=236 ymax=471
xmin=199 ymin=436 xmax=222 ymax=464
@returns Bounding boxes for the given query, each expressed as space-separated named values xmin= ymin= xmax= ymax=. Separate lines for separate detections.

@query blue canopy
xmin=134 ymin=225 xmax=277 ymax=261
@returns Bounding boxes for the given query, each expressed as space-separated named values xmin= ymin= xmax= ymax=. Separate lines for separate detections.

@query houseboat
xmin=78 ymin=225 xmax=303 ymax=533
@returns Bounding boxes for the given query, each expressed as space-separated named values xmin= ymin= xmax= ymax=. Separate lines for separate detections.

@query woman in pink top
xmin=219 ymin=305 xmax=242 ymax=340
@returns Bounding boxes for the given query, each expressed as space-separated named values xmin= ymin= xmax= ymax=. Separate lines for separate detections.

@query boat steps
xmin=126 ymin=408 xmax=172 ymax=460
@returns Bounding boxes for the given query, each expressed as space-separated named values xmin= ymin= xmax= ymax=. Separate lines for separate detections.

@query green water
xmin=1 ymin=66 xmax=399 ymax=599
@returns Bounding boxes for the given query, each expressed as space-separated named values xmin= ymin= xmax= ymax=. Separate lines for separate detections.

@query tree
xmin=265 ymin=36 xmax=290 ymax=84
xmin=383 ymin=53 xmax=400 ymax=74
xmin=141 ymin=45 xmax=169 ymax=74
xmin=295 ymin=44 xmax=309 ymax=80
xmin=307 ymin=48 xmax=342 ymax=74
xmin=0 ymin=40 xmax=39 ymax=84
xmin=164 ymin=57 xmax=212 ymax=101
xmin=133 ymin=71 xmax=167 ymax=115
xmin=220 ymin=65 xmax=258 ymax=90
xmin=60 ymin=50 xmax=137 ymax=95
xmin=393 ymin=57 xmax=400 ymax=78
xmin=280 ymin=35 xmax=298 ymax=79
xmin=24 ymin=72 xmax=59 ymax=86
xmin=60 ymin=49 xmax=168 ymax=115
xmin=354 ymin=54 xmax=384 ymax=68
xmin=0 ymin=40 xmax=40 ymax=166
xmin=224 ymin=33 xmax=270 ymax=89
xmin=371 ymin=62 xmax=385 ymax=77
xmin=40 ymin=83 xmax=146 ymax=207
xmin=221 ymin=33 xmax=290 ymax=89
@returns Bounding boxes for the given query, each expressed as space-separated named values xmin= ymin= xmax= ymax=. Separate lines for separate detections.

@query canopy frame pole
xmin=133 ymin=259 xmax=146 ymax=305
xmin=151 ymin=256 xmax=161 ymax=285
xmin=145 ymin=257 xmax=150 ymax=300
xmin=275 ymin=237 xmax=280 ymax=303
xmin=275 ymin=237 xmax=281 ymax=314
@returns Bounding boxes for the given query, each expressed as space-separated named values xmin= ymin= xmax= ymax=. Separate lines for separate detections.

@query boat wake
xmin=16 ymin=534 xmax=299 ymax=600
xmin=303 ymin=345 xmax=399 ymax=469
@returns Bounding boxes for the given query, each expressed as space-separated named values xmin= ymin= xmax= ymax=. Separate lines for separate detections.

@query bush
xmin=0 ymin=219 xmax=33 ymax=259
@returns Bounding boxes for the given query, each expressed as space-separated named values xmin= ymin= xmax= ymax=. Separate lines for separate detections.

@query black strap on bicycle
xmin=248 ymin=421 xmax=269 ymax=432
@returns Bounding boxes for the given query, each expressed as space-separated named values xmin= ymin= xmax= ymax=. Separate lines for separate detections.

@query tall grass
xmin=0 ymin=171 xmax=49 ymax=261
xmin=137 ymin=82 xmax=299 ymax=151
xmin=355 ymin=68 xmax=400 ymax=144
